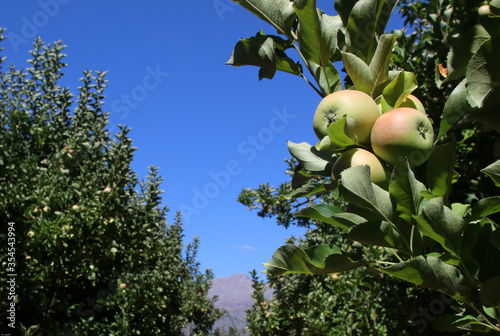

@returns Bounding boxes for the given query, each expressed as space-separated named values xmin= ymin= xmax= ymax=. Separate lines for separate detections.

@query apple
xmin=478 ymin=4 xmax=490 ymax=16
xmin=313 ymin=90 xmax=380 ymax=145
xmin=371 ymin=107 xmax=434 ymax=167
xmin=332 ymin=148 xmax=390 ymax=188
xmin=399 ymin=94 xmax=426 ymax=114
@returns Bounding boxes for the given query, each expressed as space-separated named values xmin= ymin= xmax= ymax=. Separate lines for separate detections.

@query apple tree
xmin=0 ymin=31 xmax=222 ymax=335
xmin=228 ymin=0 xmax=500 ymax=333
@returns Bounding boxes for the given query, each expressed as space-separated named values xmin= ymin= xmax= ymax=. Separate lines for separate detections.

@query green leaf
xmin=426 ymin=139 xmax=456 ymax=199
xmin=470 ymin=197 xmax=500 ymax=220
xmin=445 ymin=24 xmax=490 ymax=82
xmin=480 ymin=276 xmax=500 ymax=308
xmin=231 ymin=0 xmax=296 ymax=38
xmin=433 ymin=314 xmax=483 ymax=332
xmin=328 ymin=117 xmax=357 ymax=150
xmin=380 ymin=71 xmax=418 ymax=113
xmin=345 ymin=220 xmax=408 ymax=252
xmin=466 ymin=36 xmax=500 ymax=109
xmin=307 ymin=60 xmax=343 ymax=95
xmin=451 ymin=203 xmax=471 ymax=218
xmin=342 ymin=51 xmax=374 ymax=94
xmin=414 ymin=197 xmax=467 ymax=257
xmin=293 ymin=0 xmax=343 ymax=94
xmin=294 ymin=0 xmax=341 ymax=64
xmin=381 ymin=255 xmax=471 ymax=301
xmin=226 ymin=32 xmax=301 ymax=79
xmin=264 ymin=244 xmax=370 ymax=275
xmin=334 ymin=0 xmax=357 ymax=25
xmin=466 ymin=219 xmax=500 ymax=281
xmin=369 ymin=34 xmax=397 ymax=93
xmin=295 ymin=204 xmax=366 ymax=229
xmin=345 ymin=0 xmax=398 ymax=62
xmin=437 ymin=79 xmax=470 ymax=140
xmin=287 ymin=141 xmax=335 ymax=175
xmin=284 ymin=181 xmax=329 ymax=199
xmin=339 ymin=165 xmax=393 ymax=221
xmin=389 ymin=160 xmax=426 ymax=223
xmin=481 ymin=160 xmax=500 ymax=187
xmin=492 ymin=0 xmax=500 ymax=16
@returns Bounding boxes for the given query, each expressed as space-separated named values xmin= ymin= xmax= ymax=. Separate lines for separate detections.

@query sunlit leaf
xmin=369 ymin=34 xmax=397 ymax=94
xmin=264 ymin=244 xmax=370 ymax=275
xmin=328 ymin=117 xmax=357 ymax=150
xmin=295 ymin=204 xmax=366 ymax=229
xmin=345 ymin=0 xmax=397 ymax=62
xmin=414 ymin=197 xmax=466 ymax=257
xmin=231 ymin=0 xmax=296 ymax=38
xmin=287 ymin=141 xmax=335 ymax=175
xmin=342 ymin=51 xmax=374 ymax=94
xmin=345 ymin=220 xmax=409 ymax=252
xmin=381 ymin=255 xmax=471 ymax=301
xmin=226 ymin=31 xmax=301 ymax=79
xmin=339 ymin=165 xmax=393 ymax=221
xmin=380 ymin=71 xmax=418 ymax=113
xmin=294 ymin=0 xmax=343 ymax=95
xmin=389 ymin=160 xmax=426 ymax=223
xmin=469 ymin=196 xmax=500 ymax=220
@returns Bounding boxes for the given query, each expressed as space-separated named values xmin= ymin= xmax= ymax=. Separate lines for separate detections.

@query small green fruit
xmin=399 ymin=94 xmax=426 ymax=114
xmin=313 ymin=90 xmax=380 ymax=145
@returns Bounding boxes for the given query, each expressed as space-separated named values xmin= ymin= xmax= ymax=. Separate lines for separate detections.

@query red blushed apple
xmin=313 ymin=90 xmax=380 ymax=145
xmin=371 ymin=107 xmax=434 ymax=167
xmin=332 ymin=148 xmax=390 ymax=188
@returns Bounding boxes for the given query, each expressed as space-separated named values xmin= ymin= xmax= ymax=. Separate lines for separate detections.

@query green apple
xmin=332 ymin=148 xmax=390 ymax=188
xmin=313 ymin=90 xmax=380 ymax=145
xmin=399 ymin=94 xmax=426 ymax=114
xmin=371 ymin=107 xmax=434 ymax=167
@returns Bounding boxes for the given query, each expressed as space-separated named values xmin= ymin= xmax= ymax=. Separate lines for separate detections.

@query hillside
xmin=208 ymin=273 xmax=273 ymax=333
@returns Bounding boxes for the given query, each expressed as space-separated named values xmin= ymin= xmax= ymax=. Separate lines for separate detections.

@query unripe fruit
xmin=399 ymin=94 xmax=426 ymax=114
xmin=313 ymin=90 xmax=380 ymax=145
xmin=332 ymin=148 xmax=390 ymax=188
xmin=371 ymin=108 xmax=434 ymax=167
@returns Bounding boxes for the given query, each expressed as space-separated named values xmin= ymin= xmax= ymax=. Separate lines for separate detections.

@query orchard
xmin=229 ymin=0 xmax=500 ymax=334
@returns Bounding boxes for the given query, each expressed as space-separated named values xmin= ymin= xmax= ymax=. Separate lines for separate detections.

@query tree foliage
xmin=0 ymin=31 xmax=222 ymax=335
xmin=229 ymin=0 xmax=500 ymax=334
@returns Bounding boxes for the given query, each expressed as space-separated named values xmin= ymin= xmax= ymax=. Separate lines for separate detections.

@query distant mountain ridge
xmin=208 ymin=273 xmax=273 ymax=333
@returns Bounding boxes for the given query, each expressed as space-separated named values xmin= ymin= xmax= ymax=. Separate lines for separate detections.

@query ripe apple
xmin=313 ymin=90 xmax=380 ymax=145
xmin=371 ymin=107 xmax=434 ymax=167
xmin=332 ymin=148 xmax=390 ymax=188
xmin=399 ymin=94 xmax=426 ymax=114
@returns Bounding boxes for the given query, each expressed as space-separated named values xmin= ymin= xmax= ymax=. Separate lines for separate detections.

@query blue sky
xmin=1 ymin=0 xmax=406 ymax=278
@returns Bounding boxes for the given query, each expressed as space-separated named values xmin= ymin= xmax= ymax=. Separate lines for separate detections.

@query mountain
xmin=208 ymin=273 xmax=273 ymax=333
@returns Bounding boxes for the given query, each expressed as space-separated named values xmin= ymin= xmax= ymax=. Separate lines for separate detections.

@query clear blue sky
xmin=1 ymin=0 xmax=406 ymax=278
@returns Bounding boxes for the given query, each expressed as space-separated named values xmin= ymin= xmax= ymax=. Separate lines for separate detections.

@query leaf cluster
xmin=231 ymin=1 xmax=500 ymax=334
